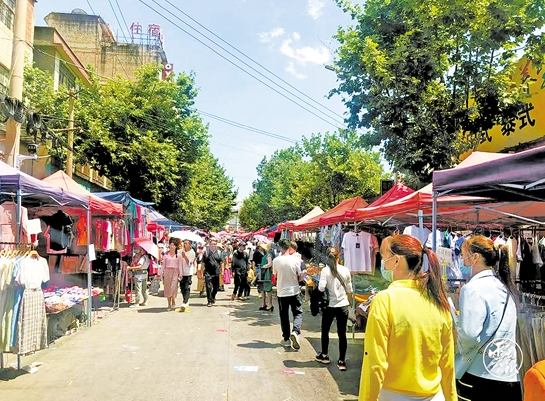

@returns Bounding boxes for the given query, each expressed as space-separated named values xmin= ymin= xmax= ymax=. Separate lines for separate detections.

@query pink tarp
xmin=278 ymin=206 xmax=324 ymax=230
xmin=42 ymin=171 xmax=123 ymax=215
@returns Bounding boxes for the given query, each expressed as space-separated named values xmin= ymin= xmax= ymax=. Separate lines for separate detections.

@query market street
xmin=0 ymin=283 xmax=363 ymax=401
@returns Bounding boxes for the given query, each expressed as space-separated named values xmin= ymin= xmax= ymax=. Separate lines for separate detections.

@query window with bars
xmin=0 ymin=0 xmax=14 ymax=31
xmin=0 ymin=63 xmax=9 ymax=94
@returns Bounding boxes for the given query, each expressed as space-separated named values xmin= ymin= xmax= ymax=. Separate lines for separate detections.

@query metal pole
xmin=66 ymin=90 xmax=75 ymax=177
xmin=16 ymin=188 xmax=21 ymax=370
xmin=87 ymin=207 xmax=92 ymax=327
xmin=5 ymin=0 xmax=27 ymax=167
xmin=418 ymin=210 xmax=424 ymax=244
xmin=432 ymin=191 xmax=438 ymax=252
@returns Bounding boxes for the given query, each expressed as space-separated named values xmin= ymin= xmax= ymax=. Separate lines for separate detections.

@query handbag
xmin=454 ymin=290 xmax=510 ymax=379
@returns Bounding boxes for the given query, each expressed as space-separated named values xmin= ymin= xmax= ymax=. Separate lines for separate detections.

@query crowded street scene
xmin=1 ymin=1 xmax=545 ymax=400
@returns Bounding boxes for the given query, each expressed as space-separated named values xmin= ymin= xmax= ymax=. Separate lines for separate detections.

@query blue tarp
xmin=93 ymin=191 xmax=155 ymax=206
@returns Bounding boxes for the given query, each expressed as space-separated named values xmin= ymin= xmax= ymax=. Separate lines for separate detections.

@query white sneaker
xmin=129 ymin=304 xmax=140 ymax=308
xmin=140 ymin=302 xmax=148 ymax=306
xmin=290 ymin=332 xmax=301 ymax=350
xmin=280 ymin=339 xmax=291 ymax=347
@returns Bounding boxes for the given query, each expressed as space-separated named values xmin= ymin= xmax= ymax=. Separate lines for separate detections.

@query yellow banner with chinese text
xmin=474 ymin=58 xmax=544 ymax=152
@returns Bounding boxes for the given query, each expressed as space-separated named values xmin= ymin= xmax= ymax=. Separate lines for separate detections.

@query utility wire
xmin=152 ymin=0 xmax=344 ymax=127
xmin=161 ymin=0 xmax=346 ymax=123
xmin=199 ymin=111 xmax=297 ymax=143
xmin=108 ymin=0 xmax=129 ymax=39
xmin=114 ymin=0 xmax=132 ymax=39
xmin=138 ymin=0 xmax=343 ymax=130
xmin=32 ymin=44 xmax=297 ymax=148
xmin=86 ymin=0 xmax=96 ymax=15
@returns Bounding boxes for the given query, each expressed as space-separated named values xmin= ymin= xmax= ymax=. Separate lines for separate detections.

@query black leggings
xmin=233 ymin=272 xmax=248 ymax=297
xmin=457 ymin=373 xmax=521 ymax=401
xmin=321 ymin=306 xmax=349 ymax=361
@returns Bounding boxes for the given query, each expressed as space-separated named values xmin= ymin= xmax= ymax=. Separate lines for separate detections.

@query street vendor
xmin=127 ymin=246 xmax=150 ymax=308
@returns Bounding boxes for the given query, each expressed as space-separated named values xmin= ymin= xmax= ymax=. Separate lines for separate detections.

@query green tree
xmin=331 ymin=0 xmax=545 ymax=182
xmin=174 ymin=148 xmax=237 ymax=230
xmin=239 ymin=131 xmax=389 ymax=230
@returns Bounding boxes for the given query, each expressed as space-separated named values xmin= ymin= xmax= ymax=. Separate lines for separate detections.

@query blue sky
xmin=34 ymin=1 xmax=354 ymax=200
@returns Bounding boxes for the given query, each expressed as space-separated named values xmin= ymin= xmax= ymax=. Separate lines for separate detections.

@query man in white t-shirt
xmin=273 ymin=239 xmax=303 ymax=351
xmin=178 ymin=240 xmax=196 ymax=311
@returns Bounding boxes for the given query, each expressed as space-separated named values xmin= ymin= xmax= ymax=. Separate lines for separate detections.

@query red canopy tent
xmin=278 ymin=206 xmax=324 ymax=230
xmin=42 ymin=171 xmax=123 ymax=215
xmin=292 ymin=196 xmax=368 ymax=230
xmin=367 ymin=183 xmax=415 ymax=208
xmin=353 ymin=151 xmax=545 ymax=227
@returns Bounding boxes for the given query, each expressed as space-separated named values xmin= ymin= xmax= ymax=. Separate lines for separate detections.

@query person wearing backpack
xmin=315 ymin=251 xmax=353 ymax=371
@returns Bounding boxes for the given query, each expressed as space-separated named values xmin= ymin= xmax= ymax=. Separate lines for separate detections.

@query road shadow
xmin=136 ymin=307 xmax=168 ymax=314
xmin=0 ymin=369 xmax=28 ymax=381
xmin=283 ymin=359 xmax=329 ymax=369
xmin=305 ymin=336 xmax=363 ymax=399
xmin=237 ymin=340 xmax=282 ymax=349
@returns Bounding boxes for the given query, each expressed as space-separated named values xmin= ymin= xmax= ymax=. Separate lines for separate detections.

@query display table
xmin=44 ymin=286 xmax=103 ymax=315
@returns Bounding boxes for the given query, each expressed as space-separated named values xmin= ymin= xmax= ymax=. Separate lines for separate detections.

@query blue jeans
xmin=278 ymin=293 xmax=303 ymax=341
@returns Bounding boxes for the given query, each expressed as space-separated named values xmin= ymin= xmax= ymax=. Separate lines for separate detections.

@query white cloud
xmin=258 ymin=27 xmax=285 ymax=43
xmin=308 ymin=0 xmax=325 ymax=20
xmin=293 ymin=32 xmax=301 ymax=41
xmin=280 ymin=37 xmax=331 ymax=66
xmin=286 ymin=62 xmax=308 ymax=80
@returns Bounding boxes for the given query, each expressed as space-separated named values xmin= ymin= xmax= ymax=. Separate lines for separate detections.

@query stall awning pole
xmin=432 ymin=191 xmax=438 ymax=252
xmin=87 ymin=206 xmax=92 ymax=327
xmin=418 ymin=210 xmax=424 ymax=244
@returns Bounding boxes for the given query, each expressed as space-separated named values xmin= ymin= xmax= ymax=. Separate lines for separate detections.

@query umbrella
xmin=169 ymin=230 xmax=205 ymax=244
xmin=133 ymin=238 xmax=159 ymax=260
xmin=254 ymin=234 xmax=270 ymax=244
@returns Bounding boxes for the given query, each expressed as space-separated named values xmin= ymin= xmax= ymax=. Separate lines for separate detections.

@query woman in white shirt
xmin=316 ymin=252 xmax=353 ymax=371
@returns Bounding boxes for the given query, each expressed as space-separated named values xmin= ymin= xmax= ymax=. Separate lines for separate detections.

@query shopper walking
xmin=196 ymin=245 xmax=206 ymax=297
xmin=178 ymin=240 xmax=196 ymax=312
xmin=259 ymin=243 xmax=274 ymax=311
xmin=202 ymin=239 xmax=224 ymax=307
xmin=273 ymin=239 xmax=303 ymax=351
xmin=252 ymin=243 xmax=265 ymax=297
xmin=231 ymin=242 xmax=249 ymax=300
xmin=162 ymin=238 xmax=181 ymax=310
xmin=456 ymin=236 xmax=521 ymax=400
xmin=315 ymin=252 xmax=353 ymax=371
xmin=128 ymin=246 xmax=150 ymax=308
xmin=359 ymin=234 xmax=456 ymax=401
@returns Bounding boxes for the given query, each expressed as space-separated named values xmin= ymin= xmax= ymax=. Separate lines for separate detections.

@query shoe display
xmin=280 ymin=339 xmax=291 ymax=347
xmin=290 ymin=332 xmax=301 ymax=350
xmin=315 ymin=353 xmax=330 ymax=364
xmin=337 ymin=360 xmax=347 ymax=371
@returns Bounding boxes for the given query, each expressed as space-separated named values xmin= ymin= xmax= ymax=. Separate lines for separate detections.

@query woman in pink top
xmin=162 ymin=238 xmax=182 ymax=310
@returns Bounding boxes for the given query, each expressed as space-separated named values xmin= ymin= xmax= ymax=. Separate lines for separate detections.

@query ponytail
xmin=421 ymin=248 xmax=449 ymax=312
xmin=326 ymin=252 xmax=347 ymax=291
xmin=496 ymin=244 xmax=519 ymax=307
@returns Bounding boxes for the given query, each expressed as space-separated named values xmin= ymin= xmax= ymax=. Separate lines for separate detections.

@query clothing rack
xmin=0 ymin=241 xmax=36 ymax=371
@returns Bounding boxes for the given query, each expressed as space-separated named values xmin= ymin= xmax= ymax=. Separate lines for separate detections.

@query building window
xmin=0 ymin=0 xmax=14 ymax=31
xmin=0 ymin=63 xmax=9 ymax=94
xmin=59 ymin=62 xmax=76 ymax=89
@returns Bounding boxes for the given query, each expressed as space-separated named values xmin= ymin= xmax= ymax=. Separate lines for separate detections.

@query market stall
xmin=40 ymin=171 xmax=125 ymax=320
xmin=0 ymin=162 xmax=92 ymax=369
xmin=432 ymin=146 xmax=545 ymax=381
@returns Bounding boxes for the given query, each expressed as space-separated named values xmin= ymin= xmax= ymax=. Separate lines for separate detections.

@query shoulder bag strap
xmin=476 ymin=290 xmax=511 ymax=354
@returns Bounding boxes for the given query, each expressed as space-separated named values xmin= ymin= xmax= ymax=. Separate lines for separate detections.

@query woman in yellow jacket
xmin=359 ymin=234 xmax=457 ymax=401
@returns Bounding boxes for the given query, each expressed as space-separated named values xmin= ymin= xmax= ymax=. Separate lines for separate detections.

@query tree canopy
xmin=331 ymin=0 xmax=545 ymax=184
xmin=239 ymin=130 xmax=389 ymax=230
xmin=23 ymin=64 xmax=236 ymax=228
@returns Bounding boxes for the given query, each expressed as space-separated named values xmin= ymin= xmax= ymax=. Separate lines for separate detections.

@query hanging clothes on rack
xmin=0 ymin=249 xmax=49 ymax=355
xmin=341 ymin=230 xmax=379 ymax=274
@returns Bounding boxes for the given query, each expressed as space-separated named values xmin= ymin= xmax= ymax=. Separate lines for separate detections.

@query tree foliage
xmin=239 ymin=130 xmax=389 ymax=230
xmin=174 ymin=148 xmax=237 ymax=230
xmin=23 ymin=64 xmax=237 ymax=228
xmin=331 ymin=0 xmax=545 ymax=182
